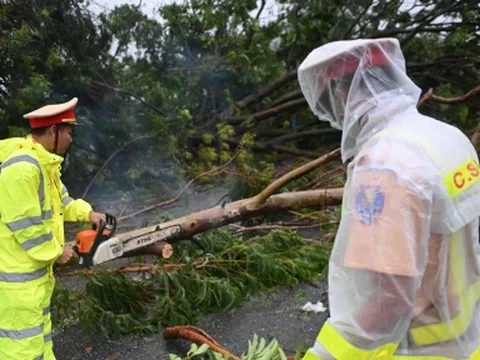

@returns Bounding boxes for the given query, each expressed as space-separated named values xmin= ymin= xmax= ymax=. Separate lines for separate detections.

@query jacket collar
xmin=25 ymin=135 xmax=64 ymax=167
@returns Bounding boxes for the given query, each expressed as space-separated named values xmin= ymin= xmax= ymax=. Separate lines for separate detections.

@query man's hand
xmin=89 ymin=211 xmax=106 ymax=228
xmin=56 ymin=246 xmax=77 ymax=265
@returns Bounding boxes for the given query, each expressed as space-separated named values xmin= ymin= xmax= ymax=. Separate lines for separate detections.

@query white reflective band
xmin=42 ymin=306 xmax=50 ymax=316
xmin=0 ymin=323 xmax=43 ymax=340
xmin=61 ymin=185 xmax=67 ymax=195
xmin=34 ymin=355 xmax=44 ymax=360
xmin=44 ymin=332 xmax=52 ymax=342
xmin=312 ymin=340 xmax=326 ymax=357
xmin=62 ymin=196 xmax=74 ymax=206
xmin=0 ymin=267 xmax=47 ymax=282
xmin=6 ymin=211 xmax=52 ymax=232
xmin=1 ymin=155 xmax=45 ymax=208
xmin=21 ymin=232 xmax=53 ymax=251
xmin=42 ymin=209 xmax=52 ymax=220
xmin=6 ymin=216 xmax=43 ymax=232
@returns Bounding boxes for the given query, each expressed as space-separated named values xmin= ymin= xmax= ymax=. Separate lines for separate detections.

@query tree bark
xmin=65 ymin=187 xmax=343 ymax=254
xmin=110 ymin=187 xmax=343 ymax=249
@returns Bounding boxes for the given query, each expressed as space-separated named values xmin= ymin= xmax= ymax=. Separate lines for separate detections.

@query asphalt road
xmin=52 ymin=280 xmax=329 ymax=360
xmin=53 ymin=183 xmax=330 ymax=360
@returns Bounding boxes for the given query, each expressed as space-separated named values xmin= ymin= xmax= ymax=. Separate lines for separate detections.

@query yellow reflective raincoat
xmin=298 ymin=38 xmax=480 ymax=359
xmin=0 ymin=135 xmax=93 ymax=360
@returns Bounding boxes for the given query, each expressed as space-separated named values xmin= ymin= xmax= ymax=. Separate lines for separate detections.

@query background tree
xmin=1 ymin=0 xmax=479 ymax=199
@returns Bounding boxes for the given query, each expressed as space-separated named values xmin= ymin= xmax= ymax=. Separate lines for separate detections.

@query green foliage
xmin=169 ymin=343 xmax=216 ymax=360
xmin=7 ymin=126 xmax=28 ymax=138
xmin=52 ymin=229 xmax=330 ymax=339
xmin=2 ymin=0 xmax=479 ymax=192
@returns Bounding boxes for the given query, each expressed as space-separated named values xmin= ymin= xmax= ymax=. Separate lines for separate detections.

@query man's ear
xmin=50 ymin=125 xmax=57 ymax=135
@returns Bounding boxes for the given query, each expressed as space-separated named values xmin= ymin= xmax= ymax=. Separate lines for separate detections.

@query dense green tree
xmin=1 ymin=0 xmax=479 ymax=196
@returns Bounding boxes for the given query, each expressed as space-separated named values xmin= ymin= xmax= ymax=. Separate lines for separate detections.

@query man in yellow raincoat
xmin=298 ymin=38 xmax=480 ymax=359
xmin=0 ymin=97 xmax=106 ymax=360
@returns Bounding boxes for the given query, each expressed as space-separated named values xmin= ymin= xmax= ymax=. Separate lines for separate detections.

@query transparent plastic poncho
xmin=298 ymin=38 xmax=480 ymax=359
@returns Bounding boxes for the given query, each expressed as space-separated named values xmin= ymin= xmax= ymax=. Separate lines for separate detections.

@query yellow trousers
xmin=0 ymin=279 xmax=55 ymax=360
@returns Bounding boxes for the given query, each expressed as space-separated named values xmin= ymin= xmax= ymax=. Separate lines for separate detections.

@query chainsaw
xmin=71 ymin=213 xmax=178 ymax=269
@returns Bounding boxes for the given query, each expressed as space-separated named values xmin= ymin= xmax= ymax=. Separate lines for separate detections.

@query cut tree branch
xmin=118 ymin=145 xmax=243 ymax=220
xmin=225 ymin=98 xmax=306 ymax=125
xmin=268 ymin=89 xmax=303 ymax=108
xmin=201 ymin=69 xmax=300 ymax=130
xmin=400 ymin=2 xmax=463 ymax=46
xmin=407 ymin=55 xmax=473 ymax=72
xmin=231 ymin=221 xmax=338 ymax=234
xmin=65 ymin=187 xmax=344 ymax=252
xmin=90 ymin=79 xmax=166 ymax=116
xmin=418 ymin=85 xmax=480 ymax=108
xmin=226 ymin=138 xmax=323 ymax=159
xmin=164 ymin=326 xmax=240 ymax=360
xmin=163 ymin=325 xmax=297 ymax=360
xmin=254 ymin=148 xmax=341 ymax=206
xmin=233 ymin=69 xmax=298 ymax=111
xmin=267 ymin=128 xmax=340 ymax=145
xmin=343 ymin=0 xmax=374 ymax=39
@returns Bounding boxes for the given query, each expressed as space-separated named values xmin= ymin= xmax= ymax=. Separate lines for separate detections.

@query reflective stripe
xmin=1 ymin=154 xmax=45 ymax=209
xmin=6 ymin=211 xmax=52 ymax=232
xmin=318 ymin=322 xmax=398 ymax=359
xmin=6 ymin=215 xmax=43 ymax=232
xmin=443 ymin=158 xmax=480 ymax=198
xmin=43 ymin=306 xmax=50 ymax=316
xmin=410 ymin=266 xmax=480 ymax=345
xmin=393 ymin=355 xmax=455 ymax=359
xmin=61 ymin=184 xmax=67 ymax=195
xmin=43 ymin=209 xmax=52 ymax=220
xmin=63 ymin=196 xmax=74 ymax=206
xmin=0 ymin=267 xmax=47 ymax=282
xmin=0 ymin=323 xmax=43 ymax=340
xmin=471 ymin=346 xmax=480 ymax=359
xmin=44 ymin=332 xmax=52 ymax=342
xmin=21 ymin=232 xmax=53 ymax=251
xmin=0 ymin=154 xmax=52 ymax=226
xmin=316 ymin=324 xmax=455 ymax=359
xmin=34 ymin=355 xmax=44 ymax=360
xmin=302 ymin=348 xmax=324 ymax=360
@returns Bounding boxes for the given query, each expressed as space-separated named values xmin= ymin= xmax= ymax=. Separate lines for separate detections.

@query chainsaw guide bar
xmin=72 ymin=213 xmax=182 ymax=269
xmin=92 ymin=225 xmax=181 ymax=265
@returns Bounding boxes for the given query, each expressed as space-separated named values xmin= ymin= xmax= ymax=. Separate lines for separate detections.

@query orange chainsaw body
xmin=75 ymin=229 xmax=112 ymax=255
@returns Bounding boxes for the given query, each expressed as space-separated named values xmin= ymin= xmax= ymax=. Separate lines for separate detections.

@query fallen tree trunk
xmin=115 ymin=187 xmax=343 ymax=249
xmin=101 ymin=148 xmax=341 ymax=252
xmin=64 ymin=187 xmax=342 ymax=257
xmin=66 ymin=147 xmax=342 ymax=262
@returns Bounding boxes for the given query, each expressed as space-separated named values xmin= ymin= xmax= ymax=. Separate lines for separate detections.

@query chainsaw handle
xmin=92 ymin=213 xmax=117 ymax=234
xmin=74 ymin=213 xmax=117 ymax=268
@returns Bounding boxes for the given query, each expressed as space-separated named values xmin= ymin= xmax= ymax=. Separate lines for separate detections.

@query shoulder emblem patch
xmin=355 ymin=185 xmax=385 ymax=225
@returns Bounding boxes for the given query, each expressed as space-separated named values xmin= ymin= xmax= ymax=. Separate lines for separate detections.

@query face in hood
xmin=298 ymin=38 xmax=421 ymax=162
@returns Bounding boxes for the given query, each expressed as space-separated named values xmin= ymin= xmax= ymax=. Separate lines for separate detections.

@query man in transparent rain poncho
xmin=298 ymin=37 xmax=480 ymax=359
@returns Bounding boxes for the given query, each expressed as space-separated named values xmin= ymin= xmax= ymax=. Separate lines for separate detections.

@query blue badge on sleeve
xmin=355 ymin=185 xmax=385 ymax=225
